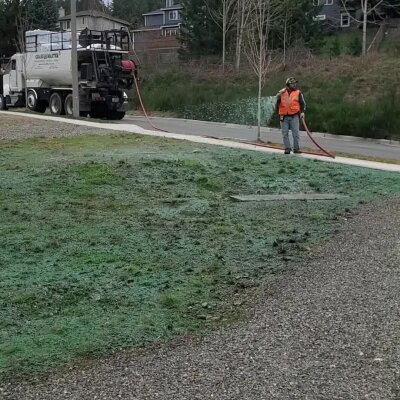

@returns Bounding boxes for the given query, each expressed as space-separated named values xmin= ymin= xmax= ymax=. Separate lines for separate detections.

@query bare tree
xmin=244 ymin=0 xmax=281 ymax=140
xmin=234 ymin=0 xmax=251 ymax=71
xmin=279 ymin=0 xmax=299 ymax=69
xmin=280 ymin=0 xmax=290 ymax=69
xmin=341 ymin=0 xmax=400 ymax=55
xmin=205 ymin=0 xmax=237 ymax=72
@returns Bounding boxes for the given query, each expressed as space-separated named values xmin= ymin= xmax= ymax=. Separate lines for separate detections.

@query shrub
xmin=329 ymin=36 xmax=341 ymax=57
xmin=348 ymin=36 xmax=362 ymax=56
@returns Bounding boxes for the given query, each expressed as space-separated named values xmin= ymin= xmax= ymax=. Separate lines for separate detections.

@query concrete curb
xmin=2 ymin=111 xmax=400 ymax=173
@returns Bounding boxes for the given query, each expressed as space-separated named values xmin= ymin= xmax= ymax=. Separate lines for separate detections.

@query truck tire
xmin=27 ymin=89 xmax=38 ymax=111
xmin=27 ymin=89 xmax=46 ymax=113
xmin=0 ymin=94 xmax=7 ymax=110
xmin=64 ymin=94 xmax=73 ymax=116
xmin=49 ymin=92 xmax=65 ymax=115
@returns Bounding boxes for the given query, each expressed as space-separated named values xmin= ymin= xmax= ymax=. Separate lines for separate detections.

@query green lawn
xmin=1 ymin=133 xmax=400 ymax=380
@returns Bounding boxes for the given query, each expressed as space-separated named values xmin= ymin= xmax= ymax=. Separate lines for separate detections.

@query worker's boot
xmin=284 ymin=148 xmax=291 ymax=154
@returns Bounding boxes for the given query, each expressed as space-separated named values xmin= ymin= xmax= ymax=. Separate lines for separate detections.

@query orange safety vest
xmin=278 ymin=89 xmax=301 ymax=116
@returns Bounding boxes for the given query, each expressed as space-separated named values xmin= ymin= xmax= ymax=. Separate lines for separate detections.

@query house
xmin=58 ymin=7 xmax=130 ymax=32
xmin=313 ymin=0 xmax=359 ymax=30
xmin=132 ymin=0 xmax=183 ymax=64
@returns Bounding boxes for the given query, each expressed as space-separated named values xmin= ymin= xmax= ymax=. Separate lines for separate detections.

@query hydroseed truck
xmin=0 ymin=28 xmax=137 ymax=120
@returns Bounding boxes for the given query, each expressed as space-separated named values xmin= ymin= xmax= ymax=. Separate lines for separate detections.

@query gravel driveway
xmin=1 ymin=113 xmax=399 ymax=399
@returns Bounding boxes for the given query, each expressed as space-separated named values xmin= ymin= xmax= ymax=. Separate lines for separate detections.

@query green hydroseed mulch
xmin=1 ymin=133 xmax=399 ymax=379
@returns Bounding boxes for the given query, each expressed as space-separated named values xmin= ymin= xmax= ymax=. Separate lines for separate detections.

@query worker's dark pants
xmin=280 ymin=114 xmax=300 ymax=151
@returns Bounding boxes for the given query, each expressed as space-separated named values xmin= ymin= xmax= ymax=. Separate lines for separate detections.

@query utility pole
xmin=71 ymin=0 xmax=80 ymax=117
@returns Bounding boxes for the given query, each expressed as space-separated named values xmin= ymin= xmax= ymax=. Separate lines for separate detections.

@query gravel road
xmin=1 ymin=113 xmax=399 ymax=399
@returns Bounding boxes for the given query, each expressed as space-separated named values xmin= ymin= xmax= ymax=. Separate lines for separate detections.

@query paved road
xmin=122 ymin=115 xmax=400 ymax=163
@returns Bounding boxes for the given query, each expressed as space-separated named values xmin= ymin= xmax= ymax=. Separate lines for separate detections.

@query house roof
xmin=133 ymin=24 xmax=181 ymax=33
xmin=143 ymin=5 xmax=183 ymax=16
xmin=143 ymin=9 xmax=164 ymax=16
xmin=59 ymin=10 xmax=130 ymax=26
xmin=161 ymin=5 xmax=183 ymax=11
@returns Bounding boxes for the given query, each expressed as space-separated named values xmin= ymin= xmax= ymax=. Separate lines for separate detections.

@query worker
xmin=276 ymin=77 xmax=306 ymax=154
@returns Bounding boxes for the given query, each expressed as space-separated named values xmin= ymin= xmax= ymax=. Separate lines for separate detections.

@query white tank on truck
xmin=25 ymin=30 xmax=74 ymax=86
xmin=0 ymin=28 xmax=138 ymax=120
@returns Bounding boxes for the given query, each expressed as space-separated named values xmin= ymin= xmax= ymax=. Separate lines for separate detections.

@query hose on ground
xmin=133 ymin=72 xmax=169 ymax=133
xmin=301 ymin=117 xmax=335 ymax=158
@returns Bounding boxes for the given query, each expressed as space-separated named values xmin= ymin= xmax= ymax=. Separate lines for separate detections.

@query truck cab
xmin=0 ymin=54 xmax=26 ymax=109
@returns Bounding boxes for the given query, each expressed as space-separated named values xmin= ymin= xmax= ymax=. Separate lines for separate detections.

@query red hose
xmin=133 ymin=73 xmax=169 ymax=133
xmin=301 ymin=117 xmax=335 ymax=158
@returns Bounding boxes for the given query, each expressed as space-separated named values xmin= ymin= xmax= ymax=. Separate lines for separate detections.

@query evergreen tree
xmin=329 ymin=35 xmax=341 ymax=57
xmin=57 ymin=0 xmax=110 ymax=14
xmin=269 ymin=0 xmax=322 ymax=50
xmin=179 ymin=0 xmax=221 ymax=58
xmin=112 ymin=0 xmax=164 ymax=27
xmin=0 ymin=0 xmax=27 ymax=56
xmin=28 ymin=0 xmax=58 ymax=30
xmin=0 ymin=1 xmax=12 ymax=56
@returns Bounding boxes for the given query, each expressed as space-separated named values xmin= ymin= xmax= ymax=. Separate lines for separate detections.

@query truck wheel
xmin=49 ymin=92 xmax=65 ymax=115
xmin=0 ymin=94 xmax=7 ymax=110
xmin=27 ymin=90 xmax=47 ymax=113
xmin=64 ymin=94 xmax=73 ymax=116
xmin=27 ymin=89 xmax=39 ymax=111
xmin=107 ymin=111 xmax=125 ymax=120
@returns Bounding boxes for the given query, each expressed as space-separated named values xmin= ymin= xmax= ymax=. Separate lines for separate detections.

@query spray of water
xmin=182 ymin=96 xmax=278 ymax=126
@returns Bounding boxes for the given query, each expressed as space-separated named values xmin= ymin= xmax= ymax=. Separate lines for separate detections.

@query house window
xmin=166 ymin=0 xmax=174 ymax=7
xmin=169 ymin=10 xmax=179 ymax=21
xmin=313 ymin=0 xmax=319 ymax=5
xmin=324 ymin=0 xmax=333 ymax=4
xmin=341 ymin=13 xmax=350 ymax=27
xmin=11 ymin=60 xmax=16 ymax=70
xmin=62 ymin=20 xmax=71 ymax=30
xmin=313 ymin=15 xmax=326 ymax=21
xmin=82 ymin=17 xmax=86 ymax=24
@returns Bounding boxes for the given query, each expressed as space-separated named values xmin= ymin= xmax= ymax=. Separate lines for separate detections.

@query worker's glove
xmin=300 ymin=112 xmax=305 ymax=120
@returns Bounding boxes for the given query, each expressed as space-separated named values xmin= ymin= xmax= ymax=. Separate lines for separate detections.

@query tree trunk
xmin=222 ymin=3 xmax=226 ymax=72
xmin=257 ymin=34 xmax=263 ymax=141
xmin=283 ymin=8 xmax=287 ymax=69
xmin=362 ymin=0 xmax=368 ymax=55
xmin=235 ymin=0 xmax=241 ymax=70
xmin=222 ymin=22 xmax=226 ymax=71
xmin=235 ymin=0 xmax=245 ymax=71
xmin=257 ymin=73 xmax=262 ymax=141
